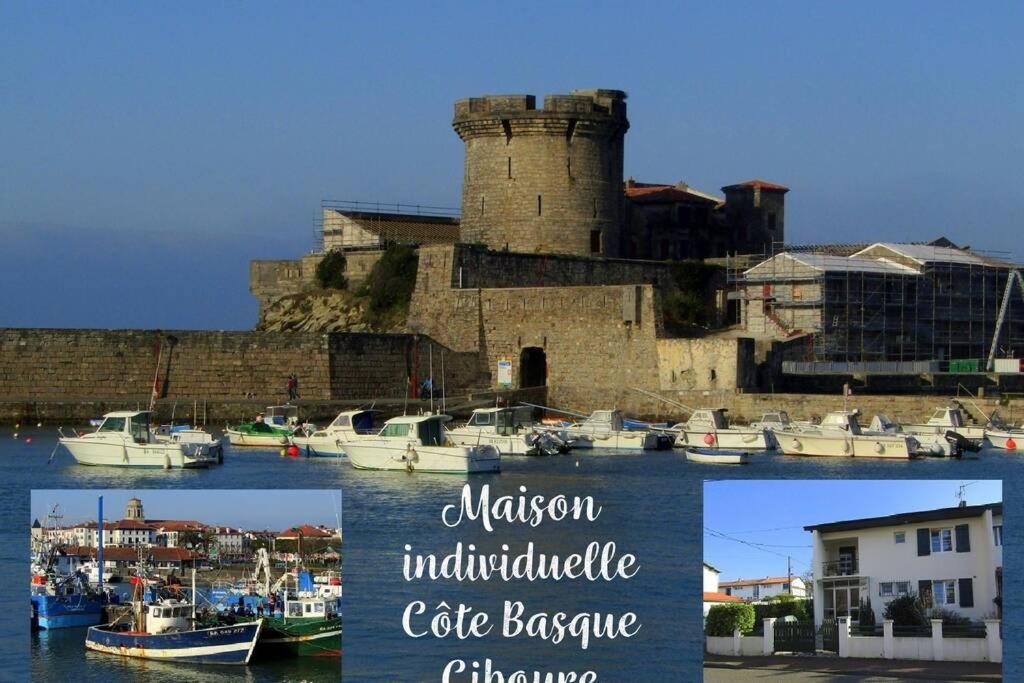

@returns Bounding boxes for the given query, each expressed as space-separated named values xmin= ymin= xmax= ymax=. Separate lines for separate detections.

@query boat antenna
xmin=440 ymin=348 xmax=447 ymax=414
xmin=628 ymin=386 xmax=694 ymax=415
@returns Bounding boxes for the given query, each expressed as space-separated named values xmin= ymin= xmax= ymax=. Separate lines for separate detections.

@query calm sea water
xmin=1 ymin=428 xmax=1021 ymax=681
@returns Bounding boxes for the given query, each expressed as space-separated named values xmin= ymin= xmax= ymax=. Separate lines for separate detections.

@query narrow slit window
xmin=507 ymin=157 xmax=512 ymax=179
xmin=537 ymin=194 xmax=542 ymax=215
xmin=480 ymin=195 xmax=485 ymax=215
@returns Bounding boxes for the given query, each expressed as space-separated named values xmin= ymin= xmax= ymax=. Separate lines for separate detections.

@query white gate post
xmin=763 ymin=618 xmax=776 ymax=655
xmin=837 ymin=616 xmax=851 ymax=658
xmin=931 ymin=619 xmax=944 ymax=661
xmin=882 ymin=619 xmax=894 ymax=659
xmin=985 ymin=619 xmax=1002 ymax=663
xmin=732 ymin=628 xmax=742 ymax=656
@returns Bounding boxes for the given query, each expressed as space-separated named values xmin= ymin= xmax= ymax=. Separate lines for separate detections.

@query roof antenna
xmin=956 ymin=481 xmax=976 ymax=508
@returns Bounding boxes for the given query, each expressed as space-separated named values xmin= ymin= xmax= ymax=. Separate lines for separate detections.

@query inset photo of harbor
xmin=703 ymin=480 xmax=1003 ymax=681
xmin=30 ymin=489 xmax=342 ymax=682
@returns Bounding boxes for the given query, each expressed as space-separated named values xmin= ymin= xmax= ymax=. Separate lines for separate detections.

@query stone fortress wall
xmin=0 ymin=328 xmax=478 ymax=404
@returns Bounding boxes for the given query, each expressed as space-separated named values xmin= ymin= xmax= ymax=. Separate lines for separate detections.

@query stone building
xmin=125 ymin=496 xmax=144 ymax=521
xmin=453 ymin=89 xmax=629 ymax=257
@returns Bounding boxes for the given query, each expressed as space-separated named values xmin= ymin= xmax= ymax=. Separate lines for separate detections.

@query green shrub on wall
xmin=359 ymin=244 xmax=419 ymax=315
xmin=316 ymin=250 xmax=348 ymax=290
xmin=661 ymin=260 xmax=723 ymax=328
xmin=705 ymin=603 xmax=755 ymax=636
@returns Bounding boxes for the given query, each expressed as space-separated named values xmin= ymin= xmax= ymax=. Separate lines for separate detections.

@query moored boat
xmin=289 ymin=409 xmax=380 ymax=457
xmin=226 ymin=406 xmax=301 ymax=447
xmin=341 ymin=414 xmax=501 ymax=473
xmin=154 ymin=424 xmax=224 ymax=463
xmin=684 ymin=447 xmax=750 ymax=465
xmin=447 ymin=406 xmax=577 ymax=455
xmin=776 ymin=410 xmax=920 ymax=458
xmin=559 ymin=410 xmax=673 ymax=450
xmin=670 ymin=408 xmax=773 ymax=450
xmin=59 ymin=411 xmax=219 ymax=468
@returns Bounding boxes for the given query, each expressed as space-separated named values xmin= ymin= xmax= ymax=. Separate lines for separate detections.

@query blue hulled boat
xmin=85 ymin=599 xmax=263 ymax=665
xmin=32 ymin=591 xmax=106 ymax=629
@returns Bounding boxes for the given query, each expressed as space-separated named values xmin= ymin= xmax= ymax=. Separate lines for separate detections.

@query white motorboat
xmin=59 ymin=411 xmax=220 ymax=469
xmin=341 ymin=414 xmax=501 ymax=473
xmin=289 ymin=409 xmax=380 ymax=457
xmin=867 ymin=414 xmax=958 ymax=457
xmin=684 ymin=447 xmax=750 ymax=465
xmin=670 ymin=408 xmax=773 ymax=449
xmin=559 ymin=410 xmax=674 ymax=450
xmin=981 ymin=413 xmax=1024 ymax=450
xmin=775 ymin=410 xmax=919 ymax=458
xmin=447 ymin=406 xmax=576 ymax=455
xmin=900 ymin=406 xmax=987 ymax=440
xmin=154 ymin=425 xmax=224 ymax=463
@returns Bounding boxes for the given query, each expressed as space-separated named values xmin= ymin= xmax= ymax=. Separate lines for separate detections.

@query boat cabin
xmin=96 ymin=411 xmax=154 ymax=444
xmin=756 ymin=411 xmax=794 ymax=429
xmin=582 ymin=410 xmax=625 ymax=431
xmin=326 ymin=409 xmax=379 ymax=433
xmin=466 ymin=407 xmax=535 ymax=435
xmin=819 ymin=411 xmax=863 ymax=435
xmin=266 ymin=405 xmax=300 ymax=427
xmin=924 ymin=407 xmax=967 ymax=428
xmin=377 ymin=414 xmax=452 ymax=447
xmin=686 ymin=409 xmax=730 ymax=430
xmin=146 ymin=599 xmax=192 ymax=634
xmin=283 ymin=595 xmax=336 ymax=620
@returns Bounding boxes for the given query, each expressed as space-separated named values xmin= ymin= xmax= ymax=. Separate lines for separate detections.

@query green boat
xmin=259 ymin=595 xmax=342 ymax=657
xmin=226 ymin=406 xmax=299 ymax=447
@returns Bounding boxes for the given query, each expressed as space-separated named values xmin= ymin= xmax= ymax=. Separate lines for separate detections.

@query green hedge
xmin=316 ymin=250 xmax=348 ymax=290
xmin=753 ymin=595 xmax=813 ymax=623
xmin=705 ymin=603 xmax=755 ymax=637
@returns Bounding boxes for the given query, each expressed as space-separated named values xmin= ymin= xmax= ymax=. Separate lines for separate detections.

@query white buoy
xmin=13 ymin=433 xmax=19 ymax=439
xmin=36 ymin=422 xmax=42 ymax=427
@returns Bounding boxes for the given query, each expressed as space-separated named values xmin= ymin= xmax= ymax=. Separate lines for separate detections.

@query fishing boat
xmin=30 ymin=571 xmax=112 ymax=629
xmin=446 ymin=406 xmax=575 ymax=455
xmin=670 ymin=408 xmax=774 ymax=450
xmin=59 ymin=411 xmax=219 ymax=468
xmin=86 ymin=600 xmax=263 ymax=664
xmin=684 ymin=447 xmax=750 ymax=465
xmin=259 ymin=571 xmax=342 ymax=657
xmin=226 ymin=406 xmax=301 ymax=447
xmin=558 ymin=410 xmax=674 ymax=450
xmin=775 ymin=410 xmax=920 ymax=458
xmin=154 ymin=424 xmax=224 ymax=463
xmin=341 ymin=414 xmax=501 ymax=473
xmin=289 ymin=409 xmax=380 ymax=457
xmin=85 ymin=567 xmax=263 ymax=665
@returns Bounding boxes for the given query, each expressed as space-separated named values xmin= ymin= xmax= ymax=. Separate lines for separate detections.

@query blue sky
xmin=2 ymin=2 xmax=1021 ymax=328
xmin=30 ymin=489 xmax=342 ymax=530
xmin=703 ymin=480 xmax=1001 ymax=583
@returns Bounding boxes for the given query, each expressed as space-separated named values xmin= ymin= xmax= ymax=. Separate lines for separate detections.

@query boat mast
xmin=97 ymin=496 xmax=104 ymax=594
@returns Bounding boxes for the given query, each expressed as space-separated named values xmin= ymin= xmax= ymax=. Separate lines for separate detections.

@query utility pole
xmin=788 ymin=556 xmax=792 ymax=595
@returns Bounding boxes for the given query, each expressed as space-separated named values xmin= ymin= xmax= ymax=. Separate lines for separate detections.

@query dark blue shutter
xmin=959 ymin=578 xmax=974 ymax=607
xmin=917 ymin=528 xmax=931 ymax=556
xmin=955 ymin=524 xmax=971 ymax=553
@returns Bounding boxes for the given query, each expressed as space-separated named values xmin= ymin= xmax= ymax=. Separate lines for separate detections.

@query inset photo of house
xmin=703 ymin=480 xmax=1003 ymax=681
xmin=31 ymin=489 xmax=342 ymax=681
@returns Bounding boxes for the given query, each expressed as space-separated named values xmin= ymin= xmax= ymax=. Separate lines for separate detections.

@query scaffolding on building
xmin=313 ymin=199 xmax=460 ymax=252
xmin=729 ymin=242 xmax=1024 ymax=370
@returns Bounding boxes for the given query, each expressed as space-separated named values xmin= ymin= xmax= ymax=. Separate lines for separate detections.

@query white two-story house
xmin=720 ymin=575 xmax=807 ymax=601
xmin=805 ymin=502 xmax=1003 ymax=626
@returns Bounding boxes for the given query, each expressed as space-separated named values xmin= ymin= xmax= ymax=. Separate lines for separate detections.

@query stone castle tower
xmin=453 ymin=89 xmax=629 ymax=257
xmin=125 ymin=496 xmax=144 ymax=521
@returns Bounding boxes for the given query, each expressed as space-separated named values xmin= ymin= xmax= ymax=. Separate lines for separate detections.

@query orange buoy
xmin=287 ymin=445 xmax=300 ymax=457
xmin=25 ymin=437 xmax=32 ymax=444
xmin=703 ymin=433 xmax=715 ymax=446
xmin=1007 ymin=438 xmax=1017 ymax=450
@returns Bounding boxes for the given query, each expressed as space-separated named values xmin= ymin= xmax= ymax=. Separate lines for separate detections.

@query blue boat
xmin=31 ymin=591 xmax=106 ymax=629
xmin=85 ymin=600 xmax=264 ymax=665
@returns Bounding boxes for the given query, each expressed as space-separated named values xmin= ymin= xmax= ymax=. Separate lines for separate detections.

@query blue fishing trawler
xmin=85 ymin=602 xmax=264 ymax=665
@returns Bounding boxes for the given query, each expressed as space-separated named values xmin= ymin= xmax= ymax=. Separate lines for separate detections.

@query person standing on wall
xmin=287 ymin=373 xmax=299 ymax=401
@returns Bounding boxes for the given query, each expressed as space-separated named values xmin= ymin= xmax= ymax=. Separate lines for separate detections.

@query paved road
xmin=706 ymin=669 xmax=910 ymax=682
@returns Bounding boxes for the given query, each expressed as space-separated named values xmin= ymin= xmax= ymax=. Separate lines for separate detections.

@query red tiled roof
xmin=720 ymin=576 xmax=795 ymax=588
xmin=150 ymin=520 xmax=207 ymax=532
xmin=110 ymin=519 xmax=155 ymax=530
xmin=624 ymin=182 xmax=719 ymax=205
xmin=277 ymin=524 xmax=334 ymax=539
xmin=723 ymin=179 xmax=789 ymax=192
xmin=704 ymin=591 xmax=744 ymax=603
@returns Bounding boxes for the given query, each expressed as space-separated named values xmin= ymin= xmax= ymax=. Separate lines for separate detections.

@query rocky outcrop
xmin=256 ymin=290 xmax=405 ymax=333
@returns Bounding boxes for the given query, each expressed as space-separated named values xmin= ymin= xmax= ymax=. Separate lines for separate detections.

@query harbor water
xmin=3 ymin=429 xmax=1022 ymax=680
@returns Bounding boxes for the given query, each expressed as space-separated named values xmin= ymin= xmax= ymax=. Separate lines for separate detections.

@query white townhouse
xmin=806 ymin=502 xmax=1003 ymax=626
xmin=703 ymin=561 xmax=743 ymax=617
xmin=212 ymin=526 xmax=248 ymax=558
xmin=720 ymin=575 xmax=808 ymax=601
